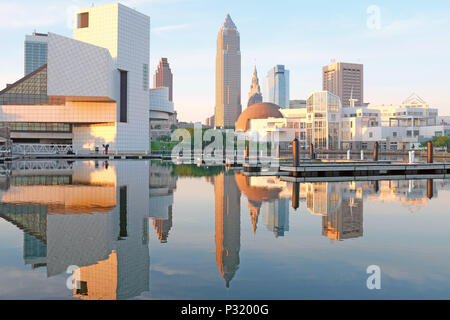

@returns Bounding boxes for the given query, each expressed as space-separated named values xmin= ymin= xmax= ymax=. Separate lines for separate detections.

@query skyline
xmin=1 ymin=0 xmax=450 ymax=122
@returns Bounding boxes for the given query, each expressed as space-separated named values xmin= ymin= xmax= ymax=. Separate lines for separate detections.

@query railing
xmin=12 ymin=144 xmax=73 ymax=155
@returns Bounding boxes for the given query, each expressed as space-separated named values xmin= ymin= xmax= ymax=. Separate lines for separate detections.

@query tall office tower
xmin=214 ymin=173 xmax=241 ymax=288
xmin=322 ymin=62 xmax=363 ymax=107
xmin=24 ymin=32 xmax=48 ymax=75
xmin=247 ymin=66 xmax=262 ymax=107
xmin=266 ymin=65 xmax=290 ymax=109
xmin=153 ymin=58 xmax=173 ymax=101
xmin=215 ymin=14 xmax=241 ymax=128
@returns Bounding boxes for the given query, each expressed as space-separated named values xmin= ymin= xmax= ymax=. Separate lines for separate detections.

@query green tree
xmin=434 ymin=136 xmax=449 ymax=148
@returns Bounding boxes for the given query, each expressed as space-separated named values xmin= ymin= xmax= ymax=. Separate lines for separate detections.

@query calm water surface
xmin=0 ymin=160 xmax=449 ymax=300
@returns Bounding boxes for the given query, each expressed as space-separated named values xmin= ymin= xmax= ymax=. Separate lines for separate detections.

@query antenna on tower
xmin=349 ymin=85 xmax=358 ymax=107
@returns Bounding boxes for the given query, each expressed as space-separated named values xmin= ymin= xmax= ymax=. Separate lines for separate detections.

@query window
xmin=76 ymin=281 xmax=88 ymax=296
xmin=407 ymin=130 xmax=412 ymax=137
xmin=119 ymin=186 xmax=128 ymax=239
xmin=143 ymin=64 xmax=149 ymax=90
xmin=78 ymin=12 xmax=89 ymax=28
xmin=393 ymin=132 xmax=397 ymax=138
xmin=369 ymin=132 xmax=373 ymax=138
xmin=119 ymin=70 xmax=128 ymax=123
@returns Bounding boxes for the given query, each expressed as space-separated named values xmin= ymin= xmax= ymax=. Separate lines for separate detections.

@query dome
xmin=235 ymin=102 xmax=283 ymax=131
xmin=234 ymin=173 xmax=282 ymax=203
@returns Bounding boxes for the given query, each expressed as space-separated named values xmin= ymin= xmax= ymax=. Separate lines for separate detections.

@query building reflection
xmin=0 ymin=160 xmax=152 ymax=300
xmin=149 ymin=162 xmax=177 ymax=243
xmin=214 ymin=173 xmax=241 ymax=288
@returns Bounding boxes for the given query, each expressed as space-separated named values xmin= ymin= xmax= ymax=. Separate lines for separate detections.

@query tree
xmin=434 ymin=136 xmax=449 ymax=148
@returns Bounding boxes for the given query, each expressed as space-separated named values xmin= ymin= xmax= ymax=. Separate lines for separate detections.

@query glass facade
xmin=0 ymin=65 xmax=63 ymax=106
xmin=267 ymin=65 xmax=290 ymax=109
xmin=0 ymin=122 xmax=71 ymax=133
xmin=25 ymin=40 xmax=48 ymax=76
xmin=306 ymin=91 xmax=341 ymax=150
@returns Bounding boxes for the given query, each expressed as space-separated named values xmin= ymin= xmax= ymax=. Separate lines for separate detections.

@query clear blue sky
xmin=1 ymin=0 xmax=449 ymax=122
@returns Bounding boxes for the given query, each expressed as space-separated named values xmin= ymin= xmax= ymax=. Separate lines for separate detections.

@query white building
xmin=236 ymin=92 xmax=449 ymax=151
xmin=0 ymin=3 xmax=150 ymax=153
xmin=149 ymin=87 xmax=176 ymax=141
xmin=266 ymin=65 xmax=290 ymax=109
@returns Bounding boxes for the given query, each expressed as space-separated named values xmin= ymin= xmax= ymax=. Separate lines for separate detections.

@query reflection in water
xmin=0 ymin=161 xmax=153 ymax=300
xmin=0 ymin=160 xmax=449 ymax=298
xmin=149 ymin=163 xmax=178 ymax=243
xmin=214 ymin=173 xmax=241 ymax=289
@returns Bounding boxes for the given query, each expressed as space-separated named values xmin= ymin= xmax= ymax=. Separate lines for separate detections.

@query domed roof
xmin=235 ymin=102 xmax=283 ymax=131
xmin=234 ymin=173 xmax=282 ymax=203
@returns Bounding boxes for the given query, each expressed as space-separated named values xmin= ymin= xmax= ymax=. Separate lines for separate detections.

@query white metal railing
xmin=12 ymin=144 xmax=73 ymax=155
xmin=11 ymin=160 xmax=74 ymax=171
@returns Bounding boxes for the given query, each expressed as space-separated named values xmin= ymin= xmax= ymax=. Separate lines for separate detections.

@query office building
xmin=323 ymin=62 xmax=363 ymax=107
xmin=215 ymin=14 xmax=242 ymax=128
xmin=267 ymin=65 xmax=289 ymax=109
xmin=24 ymin=32 xmax=48 ymax=76
xmin=153 ymin=58 xmax=173 ymax=101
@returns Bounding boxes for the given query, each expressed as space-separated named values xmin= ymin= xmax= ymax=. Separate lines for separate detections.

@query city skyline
xmin=1 ymin=0 xmax=449 ymax=123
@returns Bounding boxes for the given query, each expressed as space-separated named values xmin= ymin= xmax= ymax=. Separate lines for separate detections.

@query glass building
xmin=25 ymin=33 xmax=48 ymax=76
xmin=0 ymin=64 xmax=49 ymax=106
xmin=266 ymin=65 xmax=290 ymax=109
xmin=306 ymin=91 xmax=341 ymax=150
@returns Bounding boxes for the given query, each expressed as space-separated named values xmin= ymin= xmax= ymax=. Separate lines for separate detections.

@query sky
xmin=0 ymin=0 xmax=449 ymax=122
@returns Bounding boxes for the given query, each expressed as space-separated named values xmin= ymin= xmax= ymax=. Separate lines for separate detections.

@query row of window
xmin=0 ymin=122 xmax=71 ymax=132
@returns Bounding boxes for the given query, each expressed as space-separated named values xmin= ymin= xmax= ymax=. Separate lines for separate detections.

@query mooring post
xmin=427 ymin=179 xmax=434 ymax=199
xmin=293 ymin=138 xmax=299 ymax=167
xmin=276 ymin=144 xmax=280 ymax=158
xmin=373 ymin=142 xmax=379 ymax=162
xmin=347 ymin=149 xmax=351 ymax=160
xmin=245 ymin=143 xmax=249 ymax=162
xmin=309 ymin=143 xmax=315 ymax=160
xmin=292 ymin=182 xmax=300 ymax=210
xmin=373 ymin=180 xmax=379 ymax=193
xmin=427 ymin=141 xmax=433 ymax=164
xmin=360 ymin=150 xmax=364 ymax=161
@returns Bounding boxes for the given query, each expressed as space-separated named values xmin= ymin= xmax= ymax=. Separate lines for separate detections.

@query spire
xmin=222 ymin=14 xmax=237 ymax=30
xmin=247 ymin=65 xmax=262 ymax=107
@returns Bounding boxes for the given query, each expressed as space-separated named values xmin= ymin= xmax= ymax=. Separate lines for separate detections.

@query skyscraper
xmin=215 ymin=14 xmax=241 ymax=128
xmin=266 ymin=65 xmax=290 ymax=109
xmin=247 ymin=66 xmax=262 ymax=107
xmin=24 ymin=32 xmax=48 ymax=76
xmin=322 ymin=62 xmax=363 ymax=107
xmin=153 ymin=58 xmax=173 ymax=101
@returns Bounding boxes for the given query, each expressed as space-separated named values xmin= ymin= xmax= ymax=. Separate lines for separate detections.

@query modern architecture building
xmin=266 ymin=65 xmax=289 ymax=109
xmin=0 ymin=3 xmax=150 ymax=153
xmin=236 ymin=91 xmax=449 ymax=151
xmin=153 ymin=58 xmax=173 ymax=101
xmin=247 ymin=66 xmax=262 ymax=107
xmin=149 ymin=87 xmax=176 ymax=141
xmin=205 ymin=115 xmax=215 ymax=128
xmin=323 ymin=62 xmax=363 ymax=107
xmin=24 ymin=32 xmax=48 ymax=76
xmin=215 ymin=14 xmax=241 ymax=128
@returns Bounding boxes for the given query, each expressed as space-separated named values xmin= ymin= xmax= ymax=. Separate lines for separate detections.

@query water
xmin=0 ymin=160 xmax=449 ymax=300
